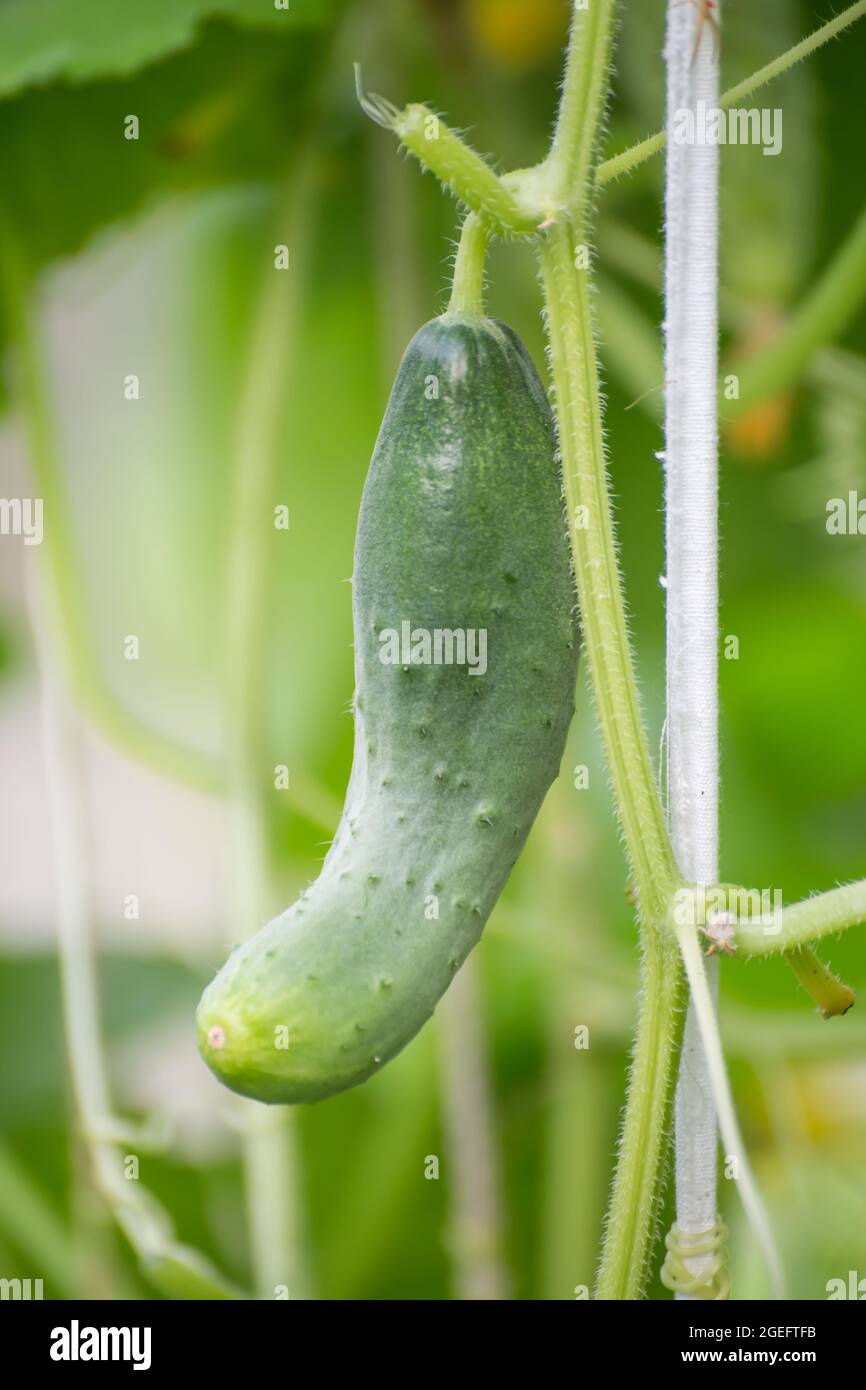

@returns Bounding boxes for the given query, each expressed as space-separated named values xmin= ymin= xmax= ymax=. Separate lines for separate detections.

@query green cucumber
xmin=198 ymin=314 xmax=579 ymax=1104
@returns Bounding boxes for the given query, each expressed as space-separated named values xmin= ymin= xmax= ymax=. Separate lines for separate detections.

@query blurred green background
xmin=0 ymin=0 xmax=865 ymax=1301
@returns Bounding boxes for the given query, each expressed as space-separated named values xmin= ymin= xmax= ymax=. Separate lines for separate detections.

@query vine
xmin=359 ymin=0 xmax=866 ymax=1298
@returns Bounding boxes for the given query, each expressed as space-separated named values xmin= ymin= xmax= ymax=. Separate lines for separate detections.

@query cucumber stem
xmin=541 ymin=0 xmax=618 ymax=220
xmin=539 ymin=219 xmax=683 ymax=1298
xmin=539 ymin=223 xmax=677 ymax=915
xmin=445 ymin=213 xmax=489 ymax=321
xmin=537 ymin=1 xmax=683 ymax=1302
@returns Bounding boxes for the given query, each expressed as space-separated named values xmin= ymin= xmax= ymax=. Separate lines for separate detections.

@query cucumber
xmin=198 ymin=314 xmax=579 ymax=1104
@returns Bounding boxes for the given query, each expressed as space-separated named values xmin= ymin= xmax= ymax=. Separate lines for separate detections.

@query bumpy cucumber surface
xmin=198 ymin=315 xmax=579 ymax=1103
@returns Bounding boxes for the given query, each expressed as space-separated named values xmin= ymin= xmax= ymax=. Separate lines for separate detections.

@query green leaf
xmin=0 ymin=22 xmax=325 ymax=272
xmin=0 ymin=0 xmax=332 ymax=98
xmin=143 ymin=1245 xmax=245 ymax=1300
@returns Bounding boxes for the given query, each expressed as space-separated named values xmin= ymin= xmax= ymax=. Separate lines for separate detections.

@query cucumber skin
xmin=198 ymin=316 xmax=579 ymax=1104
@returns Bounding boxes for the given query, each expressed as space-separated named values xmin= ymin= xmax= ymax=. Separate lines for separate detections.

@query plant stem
xmin=534 ymin=0 xmax=687 ymax=1297
xmin=356 ymin=66 xmax=539 ymax=236
xmin=542 ymin=0 xmax=618 ymax=217
xmin=31 ymin=578 xmax=242 ymax=1300
xmin=719 ymin=0 xmax=866 ymax=109
xmin=596 ymin=934 xmax=685 ymax=1298
xmin=663 ymin=0 xmax=723 ymax=1300
xmin=445 ymin=213 xmax=489 ymax=320
xmin=539 ymin=216 xmax=682 ymax=1299
xmin=596 ymin=0 xmax=866 ymax=188
xmin=539 ymin=224 xmax=675 ymax=915
xmin=225 ymin=148 xmax=320 ymax=1302
xmin=437 ymin=959 xmax=511 ymax=1300
xmin=732 ymin=878 xmax=866 ymax=956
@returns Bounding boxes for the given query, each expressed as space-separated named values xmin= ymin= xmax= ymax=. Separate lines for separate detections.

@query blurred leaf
xmin=0 ymin=1137 xmax=75 ymax=1293
xmin=0 ymin=23 xmax=326 ymax=275
xmin=143 ymin=1243 xmax=243 ymax=1299
xmin=0 ymin=0 xmax=332 ymax=97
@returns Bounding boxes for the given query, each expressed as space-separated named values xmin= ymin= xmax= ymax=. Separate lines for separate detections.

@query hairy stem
xmin=597 ymin=0 xmax=866 ymax=188
xmin=534 ymin=1 xmax=688 ymax=1298
xmin=539 ymin=224 xmax=675 ymax=914
xmin=539 ymin=221 xmax=682 ymax=1296
xmin=542 ymin=0 xmax=619 ymax=218
xmin=445 ymin=213 xmax=489 ymax=320
xmin=595 ymin=934 xmax=685 ymax=1298
xmin=447 ymin=214 xmax=489 ymax=319
xmin=356 ymin=65 xmax=539 ymax=236
xmin=733 ymin=879 xmax=866 ymax=956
